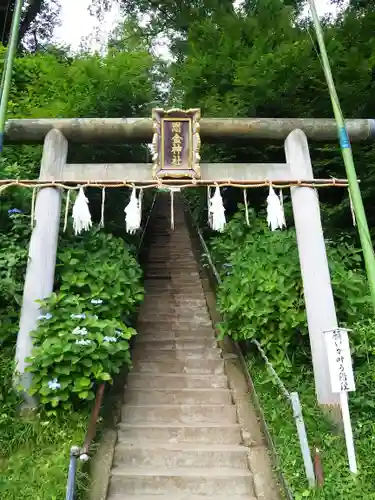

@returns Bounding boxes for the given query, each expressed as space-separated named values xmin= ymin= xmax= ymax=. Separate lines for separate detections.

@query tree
xmin=0 ymin=0 xmax=60 ymax=50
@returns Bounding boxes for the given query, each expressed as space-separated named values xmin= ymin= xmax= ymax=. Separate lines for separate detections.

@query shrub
xmin=26 ymin=229 xmax=144 ymax=410
xmin=210 ymin=205 xmax=371 ymax=372
xmin=26 ymin=294 xmax=136 ymax=409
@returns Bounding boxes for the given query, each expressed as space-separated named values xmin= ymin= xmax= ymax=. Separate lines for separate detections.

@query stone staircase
xmin=106 ymin=194 xmax=272 ymax=499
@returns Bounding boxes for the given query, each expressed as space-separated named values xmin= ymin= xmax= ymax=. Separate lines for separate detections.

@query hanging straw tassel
xmin=209 ymin=185 xmax=226 ymax=232
xmin=348 ymin=189 xmax=356 ymax=227
xmin=99 ymin=187 xmax=106 ymax=228
xmin=170 ymin=189 xmax=174 ymax=230
xmin=137 ymin=188 xmax=143 ymax=229
xmin=72 ymin=187 xmax=92 ymax=235
xmin=267 ymin=185 xmax=286 ymax=231
xmin=207 ymin=186 xmax=213 ymax=228
xmin=124 ymin=187 xmax=141 ymax=234
xmin=243 ymin=189 xmax=250 ymax=226
xmin=30 ymin=187 xmax=37 ymax=228
xmin=63 ymin=189 xmax=71 ymax=232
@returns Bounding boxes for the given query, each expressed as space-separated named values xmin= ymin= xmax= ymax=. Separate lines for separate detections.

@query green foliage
xmin=25 ymin=229 xmax=143 ymax=410
xmin=0 ymin=410 xmax=89 ymax=500
xmin=210 ymin=206 xmax=371 ymax=372
xmin=26 ymin=294 xmax=135 ymax=409
xmin=249 ymin=359 xmax=375 ymax=499
xmin=0 ymin=209 xmax=31 ymax=347
xmin=0 ymin=40 xmax=158 ymax=175
xmin=57 ymin=229 xmax=144 ymax=319
xmin=166 ymin=0 xmax=375 ymax=231
xmin=0 ymin=15 xmax=156 ymax=498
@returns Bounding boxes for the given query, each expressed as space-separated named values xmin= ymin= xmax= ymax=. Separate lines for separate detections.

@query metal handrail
xmin=181 ymin=193 xmax=295 ymax=500
xmin=65 ymin=192 xmax=158 ymax=500
xmin=137 ymin=191 xmax=157 ymax=255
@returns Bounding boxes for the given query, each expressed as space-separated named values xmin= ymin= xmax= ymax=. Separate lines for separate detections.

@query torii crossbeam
xmin=9 ymin=111 xmax=360 ymax=412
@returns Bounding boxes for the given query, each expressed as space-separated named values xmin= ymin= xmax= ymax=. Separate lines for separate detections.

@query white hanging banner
xmin=323 ymin=327 xmax=357 ymax=474
xmin=324 ymin=327 xmax=355 ymax=393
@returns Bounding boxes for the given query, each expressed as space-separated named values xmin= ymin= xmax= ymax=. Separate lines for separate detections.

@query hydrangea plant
xmin=26 ymin=293 xmax=137 ymax=410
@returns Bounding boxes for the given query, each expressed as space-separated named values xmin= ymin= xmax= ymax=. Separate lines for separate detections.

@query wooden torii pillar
xmin=9 ymin=113 xmax=368 ymax=409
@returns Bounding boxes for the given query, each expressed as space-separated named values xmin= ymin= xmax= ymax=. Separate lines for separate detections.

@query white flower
xmin=72 ymin=327 xmax=88 ymax=336
xmin=38 ymin=313 xmax=52 ymax=320
xmin=48 ymin=378 xmax=60 ymax=390
xmin=115 ymin=329 xmax=122 ymax=336
xmin=103 ymin=336 xmax=117 ymax=343
xmin=71 ymin=313 xmax=86 ymax=319
xmin=91 ymin=299 xmax=103 ymax=305
xmin=75 ymin=339 xmax=92 ymax=346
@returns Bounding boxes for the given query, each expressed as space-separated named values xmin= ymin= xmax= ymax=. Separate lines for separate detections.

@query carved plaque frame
xmin=151 ymin=108 xmax=201 ymax=179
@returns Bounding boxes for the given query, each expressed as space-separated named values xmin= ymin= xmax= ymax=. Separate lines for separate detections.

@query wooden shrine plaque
xmin=151 ymin=108 xmax=201 ymax=179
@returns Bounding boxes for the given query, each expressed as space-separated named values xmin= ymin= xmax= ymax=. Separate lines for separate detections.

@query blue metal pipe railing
xmin=66 ymin=446 xmax=80 ymax=500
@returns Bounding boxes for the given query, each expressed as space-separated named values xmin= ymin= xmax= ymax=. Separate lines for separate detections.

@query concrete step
xmin=138 ymin=319 xmax=213 ymax=331
xmin=121 ymin=404 xmax=238 ymax=424
xmin=113 ymin=442 xmax=249 ymax=469
xmin=144 ymin=291 xmax=205 ymax=298
xmin=134 ymin=338 xmax=217 ymax=348
xmin=132 ymin=348 xmax=221 ymax=362
xmin=146 ymin=263 xmax=197 ymax=269
xmin=137 ymin=330 xmax=215 ymax=341
xmin=108 ymin=495 xmax=256 ymax=500
xmin=139 ymin=314 xmax=212 ymax=325
xmin=124 ymin=388 xmax=232 ymax=405
xmin=126 ymin=373 xmax=228 ymax=390
xmin=132 ymin=359 xmax=224 ymax=375
xmin=142 ymin=301 xmax=206 ymax=309
xmin=117 ymin=423 xmax=242 ymax=444
xmin=109 ymin=467 xmax=255 ymax=496
xmin=106 ymin=201 xmax=269 ymax=500
xmin=139 ymin=301 xmax=208 ymax=310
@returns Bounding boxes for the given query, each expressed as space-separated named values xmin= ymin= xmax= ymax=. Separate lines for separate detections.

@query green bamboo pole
xmin=0 ymin=0 xmax=24 ymax=153
xmin=308 ymin=0 xmax=375 ymax=313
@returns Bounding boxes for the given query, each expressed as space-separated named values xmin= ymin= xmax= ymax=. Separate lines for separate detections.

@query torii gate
xmin=7 ymin=112 xmax=374 ymax=409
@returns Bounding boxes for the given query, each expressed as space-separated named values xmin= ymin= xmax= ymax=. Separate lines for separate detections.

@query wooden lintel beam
xmin=4 ymin=118 xmax=375 ymax=144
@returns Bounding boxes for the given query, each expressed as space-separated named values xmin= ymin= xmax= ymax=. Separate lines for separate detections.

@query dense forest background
xmin=2 ymin=0 xmax=375 ymax=234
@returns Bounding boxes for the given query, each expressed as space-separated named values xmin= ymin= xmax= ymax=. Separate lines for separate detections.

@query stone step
xmin=146 ymin=262 xmax=197 ymax=268
xmin=137 ymin=330 xmax=215 ymax=341
xmin=134 ymin=338 xmax=217 ymax=348
xmin=143 ymin=284 xmax=172 ymax=290
xmin=142 ymin=289 xmax=174 ymax=294
xmin=142 ymin=294 xmax=206 ymax=302
xmin=131 ymin=348 xmax=221 ymax=362
xmin=132 ymin=359 xmax=224 ymax=375
xmin=124 ymin=388 xmax=232 ymax=405
xmin=137 ymin=315 xmax=212 ymax=332
xmin=121 ymin=404 xmax=238 ymax=424
xmin=137 ymin=317 xmax=212 ymax=331
xmin=117 ymin=423 xmax=242 ymax=444
xmin=108 ymin=495 xmax=256 ymax=500
xmin=106 ymin=201 xmax=270 ymax=500
xmin=113 ymin=442 xmax=248 ymax=469
xmin=138 ymin=313 xmax=212 ymax=324
xmin=108 ymin=467 xmax=255 ymax=496
xmin=126 ymin=373 xmax=228 ymax=390
xmin=146 ymin=270 xmax=198 ymax=275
